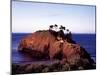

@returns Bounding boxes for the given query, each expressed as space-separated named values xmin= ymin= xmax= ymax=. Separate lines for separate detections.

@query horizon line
xmin=12 ymin=32 xmax=96 ymax=34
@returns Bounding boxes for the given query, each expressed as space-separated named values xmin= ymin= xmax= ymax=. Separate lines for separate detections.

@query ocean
xmin=12 ymin=33 xmax=96 ymax=64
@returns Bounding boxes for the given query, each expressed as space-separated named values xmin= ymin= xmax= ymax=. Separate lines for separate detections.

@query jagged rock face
xmin=18 ymin=30 xmax=95 ymax=69
xmin=18 ymin=30 xmax=57 ymax=59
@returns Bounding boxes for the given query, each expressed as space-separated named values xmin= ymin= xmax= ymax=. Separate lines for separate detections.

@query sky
xmin=12 ymin=1 xmax=96 ymax=33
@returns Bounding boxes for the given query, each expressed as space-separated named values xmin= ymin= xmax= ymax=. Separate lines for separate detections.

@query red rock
xmin=18 ymin=30 xmax=57 ymax=59
xmin=18 ymin=30 xmax=95 ymax=68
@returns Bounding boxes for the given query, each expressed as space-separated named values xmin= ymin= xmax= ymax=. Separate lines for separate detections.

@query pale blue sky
xmin=12 ymin=1 xmax=96 ymax=33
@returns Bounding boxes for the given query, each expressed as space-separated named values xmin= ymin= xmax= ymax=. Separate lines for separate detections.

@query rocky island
xmin=12 ymin=25 xmax=96 ymax=74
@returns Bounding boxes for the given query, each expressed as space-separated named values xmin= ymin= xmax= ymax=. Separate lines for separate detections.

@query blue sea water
xmin=12 ymin=33 xmax=96 ymax=63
